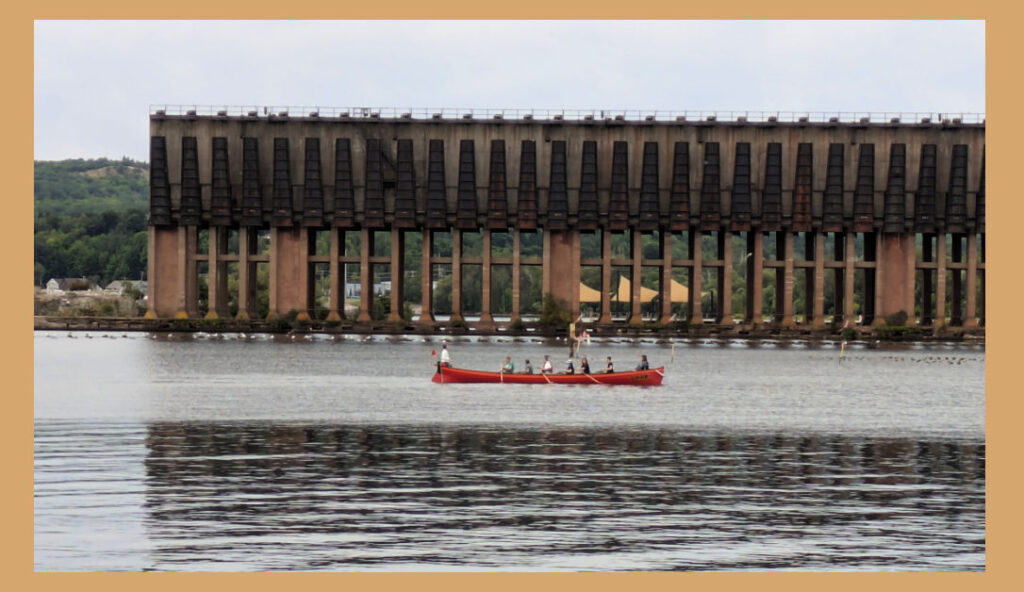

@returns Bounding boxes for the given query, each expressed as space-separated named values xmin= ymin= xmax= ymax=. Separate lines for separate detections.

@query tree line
xmin=34 ymin=159 xmax=149 ymax=286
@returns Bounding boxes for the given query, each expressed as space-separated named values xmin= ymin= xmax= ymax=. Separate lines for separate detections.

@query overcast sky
xmin=33 ymin=20 xmax=985 ymax=162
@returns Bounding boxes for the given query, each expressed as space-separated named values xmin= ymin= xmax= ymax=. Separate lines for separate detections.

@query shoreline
xmin=34 ymin=315 xmax=985 ymax=345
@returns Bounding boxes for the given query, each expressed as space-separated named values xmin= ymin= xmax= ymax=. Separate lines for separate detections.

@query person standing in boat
xmin=580 ymin=356 xmax=591 ymax=374
xmin=636 ymin=354 xmax=649 ymax=371
xmin=501 ymin=356 xmax=514 ymax=373
xmin=603 ymin=356 xmax=614 ymax=373
xmin=440 ymin=342 xmax=452 ymax=367
xmin=523 ymin=359 xmax=534 ymax=374
xmin=541 ymin=355 xmax=554 ymax=374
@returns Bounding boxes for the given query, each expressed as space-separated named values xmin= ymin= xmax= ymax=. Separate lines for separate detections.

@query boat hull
xmin=432 ymin=366 xmax=664 ymax=386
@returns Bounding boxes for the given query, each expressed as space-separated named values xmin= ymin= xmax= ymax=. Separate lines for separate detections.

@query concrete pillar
xmin=145 ymin=227 xmax=159 ymax=319
xmin=296 ymin=228 xmax=310 ymax=321
xmin=451 ymin=228 xmax=463 ymax=322
xmin=182 ymin=225 xmax=198 ymax=318
xmin=980 ymin=234 xmax=986 ymax=326
xmin=780 ymin=232 xmax=794 ymax=327
xmin=629 ymin=229 xmax=643 ymax=324
xmin=660 ymin=231 xmax=673 ymax=324
xmin=268 ymin=227 xmax=279 ymax=319
xmin=327 ymin=229 xmax=341 ymax=321
xmin=541 ymin=228 xmax=551 ymax=297
xmin=803 ymin=233 xmax=815 ymax=326
xmin=872 ymin=232 xmax=885 ymax=327
xmin=905 ymin=234 xmax=916 ymax=324
xmin=720 ymin=231 xmax=733 ymax=325
xmin=833 ymin=233 xmax=845 ymax=323
xmin=388 ymin=227 xmax=404 ymax=322
xmin=813 ymin=232 xmax=826 ymax=328
xmin=844 ymin=232 xmax=856 ymax=323
xmin=951 ymin=234 xmax=963 ymax=326
xmin=571 ymin=230 xmax=582 ymax=318
xmin=236 ymin=227 xmax=251 ymax=320
xmin=357 ymin=227 xmax=372 ymax=322
xmin=749 ymin=231 xmax=764 ymax=325
xmin=267 ymin=227 xmax=307 ymax=320
xmin=480 ymin=229 xmax=493 ymax=325
xmin=206 ymin=226 xmax=228 ymax=319
xmin=419 ymin=230 xmax=434 ymax=325
xmin=690 ymin=231 xmax=703 ymax=324
xmin=965 ymin=233 xmax=978 ymax=327
xmin=935 ymin=233 xmax=946 ymax=327
xmin=511 ymin=229 xmax=521 ymax=322
xmin=921 ymin=234 xmax=933 ymax=325
xmin=599 ymin=228 xmax=612 ymax=324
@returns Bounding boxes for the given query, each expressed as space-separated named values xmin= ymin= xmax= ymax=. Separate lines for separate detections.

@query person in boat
xmin=440 ymin=342 xmax=452 ymax=367
xmin=603 ymin=356 xmax=614 ymax=373
xmin=563 ymin=358 xmax=575 ymax=375
xmin=541 ymin=355 xmax=554 ymax=374
xmin=501 ymin=356 xmax=514 ymax=373
xmin=580 ymin=356 xmax=591 ymax=374
xmin=523 ymin=359 xmax=534 ymax=374
xmin=636 ymin=354 xmax=649 ymax=371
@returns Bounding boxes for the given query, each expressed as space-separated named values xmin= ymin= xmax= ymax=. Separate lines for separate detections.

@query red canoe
xmin=432 ymin=366 xmax=665 ymax=386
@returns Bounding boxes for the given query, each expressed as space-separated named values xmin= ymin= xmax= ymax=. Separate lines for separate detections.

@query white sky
xmin=33 ymin=20 xmax=985 ymax=162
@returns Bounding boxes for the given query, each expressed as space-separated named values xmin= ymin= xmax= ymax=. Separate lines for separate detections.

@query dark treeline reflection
xmin=142 ymin=423 xmax=985 ymax=571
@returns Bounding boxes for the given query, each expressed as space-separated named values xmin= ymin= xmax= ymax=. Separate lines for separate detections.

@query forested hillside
xmin=34 ymin=159 xmax=149 ymax=286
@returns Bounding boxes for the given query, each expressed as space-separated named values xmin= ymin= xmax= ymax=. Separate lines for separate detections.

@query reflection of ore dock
xmin=433 ymin=366 xmax=665 ymax=386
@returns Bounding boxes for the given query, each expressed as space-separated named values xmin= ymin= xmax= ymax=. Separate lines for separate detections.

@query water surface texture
xmin=34 ymin=333 xmax=985 ymax=571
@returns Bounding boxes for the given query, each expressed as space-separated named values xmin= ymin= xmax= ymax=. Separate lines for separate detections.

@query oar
xmin=541 ymin=373 xmax=552 ymax=384
xmin=585 ymin=373 xmax=601 ymax=384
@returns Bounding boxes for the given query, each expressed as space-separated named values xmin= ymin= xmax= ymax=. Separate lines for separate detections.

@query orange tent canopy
xmin=579 ymin=282 xmax=603 ymax=303
xmin=582 ymin=278 xmax=690 ymax=303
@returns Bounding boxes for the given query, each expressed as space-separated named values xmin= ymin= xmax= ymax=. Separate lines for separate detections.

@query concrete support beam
xmin=388 ymin=227 xmax=404 ymax=322
xmin=236 ymin=227 xmax=251 ymax=320
xmin=803 ymin=233 xmax=815 ymax=326
xmin=205 ymin=226 xmax=227 ymax=319
xmin=951 ymin=234 xmax=963 ymax=326
xmin=599 ymin=228 xmax=612 ymax=324
xmin=145 ymin=227 xmax=159 ymax=319
xmin=921 ymin=235 xmax=933 ymax=325
xmin=780 ymin=232 xmax=794 ymax=327
xmin=511 ymin=230 xmax=521 ymax=322
xmin=419 ymin=230 xmax=434 ymax=326
xmin=844 ymin=232 xmax=856 ymax=323
xmin=935 ymin=233 xmax=947 ymax=327
xmin=749 ymin=232 xmax=763 ymax=325
xmin=479 ymin=229 xmax=493 ymax=326
xmin=451 ymin=229 xmax=463 ymax=322
xmin=660 ymin=232 xmax=673 ymax=324
xmin=872 ymin=232 xmax=886 ymax=327
xmin=964 ymin=232 xmax=978 ymax=327
xmin=629 ymin=230 xmax=643 ymax=325
xmin=182 ymin=225 xmax=198 ymax=318
xmin=357 ymin=227 xmax=372 ymax=322
xmin=813 ymin=232 xmax=826 ymax=328
xmin=720 ymin=231 xmax=733 ymax=325
xmin=327 ymin=228 xmax=342 ymax=321
xmin=690 ymin=231 xmax=703 ymax=324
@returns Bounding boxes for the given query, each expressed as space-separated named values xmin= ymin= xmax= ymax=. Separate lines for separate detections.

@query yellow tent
xmin=670 ymin=279 xmax=689 ymax=303
xmin=615 ymin=276 xmax=659 ymax=303
xmin=579 ymin=282 xmax=603 ymax=303
xmin=582 ymin=278 xmax=689 ymax=303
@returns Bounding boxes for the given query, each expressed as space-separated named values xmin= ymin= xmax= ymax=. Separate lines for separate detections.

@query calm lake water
xmin=34 ymin=331 xmax=985 ymax=572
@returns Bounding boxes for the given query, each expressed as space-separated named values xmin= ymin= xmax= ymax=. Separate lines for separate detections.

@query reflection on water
xmin=36 ymin=421 xmax=985 ymax=571
xmin=33 ymin=334 xmax=985 ymax=571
